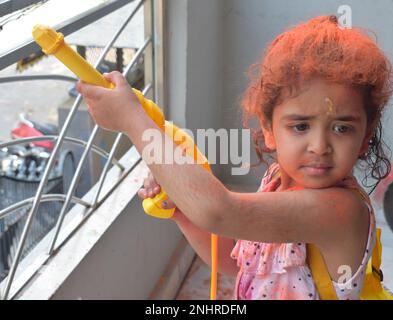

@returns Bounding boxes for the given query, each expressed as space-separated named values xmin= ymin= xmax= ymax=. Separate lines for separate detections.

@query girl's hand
xmin=138 ymin=170 xmax=177 ymax=211
xmin=76 ymin=71 xmax=141 ymax=133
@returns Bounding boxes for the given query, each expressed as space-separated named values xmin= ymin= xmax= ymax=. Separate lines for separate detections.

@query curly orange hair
xmin=242 ymin=15 xmax=393 ymax=192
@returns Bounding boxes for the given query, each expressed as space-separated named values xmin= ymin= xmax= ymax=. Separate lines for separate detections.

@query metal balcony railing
xmin=0 ymin=0 xmax=161 ymax=300
xmin=0 ymin=1 xmax=46 ymax=18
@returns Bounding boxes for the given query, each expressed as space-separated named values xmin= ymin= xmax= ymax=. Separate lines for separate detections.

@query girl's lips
xmin=302 ymin=166 xmax=332 ymax=176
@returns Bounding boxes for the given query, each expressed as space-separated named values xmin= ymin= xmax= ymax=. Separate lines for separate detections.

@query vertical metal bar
xmin=47 ymin=1 xmax=145 ymax=256
xmin=152 ymin=0 xmax=166 ymax=110
xmin=76 ymin=46 xmax=86 ymax=59
xmin=116 ymin=48 xmax=124 ymax=72
xmin=92 ymin=83 xmax=152 ymax=206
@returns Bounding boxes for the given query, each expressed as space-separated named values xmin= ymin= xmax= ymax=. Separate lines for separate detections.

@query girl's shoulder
xmin=260 ymin=162 xmax=373 ymax=240
xmin=261 ymin=162 xmax=372 ymax=209
xmin=328 ymin=174 xmax=374 ymax=219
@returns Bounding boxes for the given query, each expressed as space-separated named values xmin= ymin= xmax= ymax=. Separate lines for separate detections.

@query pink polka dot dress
xmin=230 ymin=162 xmax=376 ymax=300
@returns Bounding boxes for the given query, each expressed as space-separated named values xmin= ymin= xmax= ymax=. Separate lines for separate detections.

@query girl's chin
xmin=294 ymin=174 xmax=339 ymax=189
xmin=299 ymin=178 xmax=341 ymax=189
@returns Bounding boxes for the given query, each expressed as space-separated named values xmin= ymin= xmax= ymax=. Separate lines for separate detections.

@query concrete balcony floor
xmin=176 ymin=256 xmax=236 ymax=300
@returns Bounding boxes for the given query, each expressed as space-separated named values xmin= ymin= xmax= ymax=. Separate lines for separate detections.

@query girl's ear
xmin=358 ymin=119 xmax=378 ymax=157
xmin=358 ymin=130 xmax=373 ymax=158
xmin=260 ymin=120 xmax=276 ymax=151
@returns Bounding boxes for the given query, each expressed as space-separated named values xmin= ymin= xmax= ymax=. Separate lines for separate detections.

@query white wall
xmin=166 ymin=0 xmax=225 ymax=177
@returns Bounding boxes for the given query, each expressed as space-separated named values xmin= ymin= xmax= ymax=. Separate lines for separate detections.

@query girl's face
xmin=262 ymin=78 xmax=371 ymax=190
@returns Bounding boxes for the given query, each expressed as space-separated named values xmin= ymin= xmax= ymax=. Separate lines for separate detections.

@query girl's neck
xmin=274 ymin=166 xmax=302 ymax=192
xmin=276 ymin=180 xmax=300 ymax=192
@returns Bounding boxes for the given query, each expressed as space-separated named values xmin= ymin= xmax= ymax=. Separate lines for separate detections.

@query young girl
xmin=77 ymin=15 xmax=393 ymax=300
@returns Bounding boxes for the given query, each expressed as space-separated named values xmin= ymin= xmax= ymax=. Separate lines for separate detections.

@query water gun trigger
xmin=142 ymin=189 xmax=176 ymax=219
xmin=103 ymin=80 xmax=115 ymax=90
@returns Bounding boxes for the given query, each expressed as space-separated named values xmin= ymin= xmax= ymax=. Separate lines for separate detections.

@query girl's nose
xmin=307 ymin=133 xmax=332 ymax=155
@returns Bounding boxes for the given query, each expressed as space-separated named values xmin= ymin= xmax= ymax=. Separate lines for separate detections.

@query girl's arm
xmin=217 ymin=187 xmax=368 ymax=245
xmin=76 ymin=72 xmax=227 ymax=232
xmin=172 ymin=210 xmax=239 ymax=277
xmin=77 ymin=72 xmax=367 ymax=248
xmin=138 ymin=171 xmax=238 ymax=277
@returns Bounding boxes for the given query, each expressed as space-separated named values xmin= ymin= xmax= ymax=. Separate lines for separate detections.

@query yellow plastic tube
xmin=32 ymin=25 xmax=218 ymax=300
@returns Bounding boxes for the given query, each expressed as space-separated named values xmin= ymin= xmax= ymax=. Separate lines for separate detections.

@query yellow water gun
xmin=32 ymin=25 xmax=219 ymax=299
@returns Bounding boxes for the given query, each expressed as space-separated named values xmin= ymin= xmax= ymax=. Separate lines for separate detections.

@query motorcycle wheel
xmin=59 ymin=151 xmax=76 ymax=194
xmin=383 ymin=182 xmax=393 ymax=232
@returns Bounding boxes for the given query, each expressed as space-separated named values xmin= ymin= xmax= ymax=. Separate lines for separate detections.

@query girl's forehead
xmin=276 ymin=99 xmax=364 ymax=122
xmin=280 ymin=97 xmax=362 ymax=115
xmin=276 ymin=80 xmax=365 ymax=119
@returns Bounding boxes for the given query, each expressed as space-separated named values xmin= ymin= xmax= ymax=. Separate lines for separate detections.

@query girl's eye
xmin=291 ymin=123 xmax=309 ymax=132
xmin=333 ymin=124 xmax=351 ymax=134
xmin=289 ymin=123 xmax=352 ymax=134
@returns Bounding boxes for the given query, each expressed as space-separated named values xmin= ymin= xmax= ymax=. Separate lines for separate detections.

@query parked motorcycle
xmin=0 ymin=113 xmax=76 ymax=281
xmin=1 ymin=113 xmax=75 ymax=191
xmin=373 ymin=172 xmax=393 ymax=232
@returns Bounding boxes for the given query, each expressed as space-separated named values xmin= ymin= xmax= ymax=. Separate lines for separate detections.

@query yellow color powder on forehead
xmin=324 ymin=97 xmax=335 ymax=116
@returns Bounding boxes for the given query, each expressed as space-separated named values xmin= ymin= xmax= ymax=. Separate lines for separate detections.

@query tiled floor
xmin=175 ymin=183 xmax=251 ymax=300
xmin=175 ymin=256 xmax=236 ymax=300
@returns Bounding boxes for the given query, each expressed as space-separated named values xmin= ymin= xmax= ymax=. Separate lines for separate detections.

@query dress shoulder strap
xmin=306 ymin=175 xmax=364 ymax=300
xmin=306 ymin=244 xmax=338 ymax=300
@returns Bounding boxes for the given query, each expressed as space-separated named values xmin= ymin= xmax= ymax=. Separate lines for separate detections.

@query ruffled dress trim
xmin=231 ymin=240 xmax=307 ymax=276
xmin=230 ymin=162 xmax=307 ymax=276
